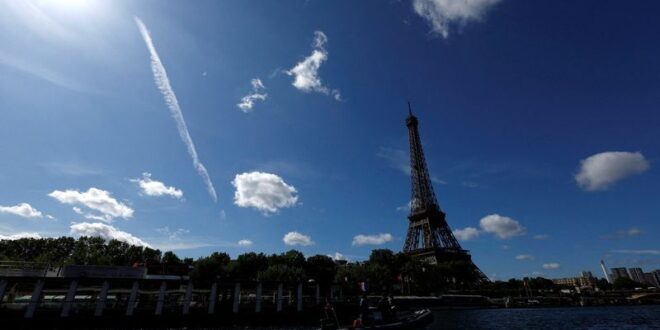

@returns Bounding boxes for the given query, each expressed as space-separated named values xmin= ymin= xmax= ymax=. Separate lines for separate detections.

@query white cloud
xmin=575 ymin=151 xmax=649 ymax=191
xmin=0 ymin=50 xmax=91 ymax=92
xmin=72 ymin=206 xmax=107 ymax=222
xmin=611 ymin=249 xmax=660 ymax=255
xmin=396 ymin=200 xmax=412 ymax=212
xmin=533 ymin=234 xmax=549 ymax=240
xmin=156 ymin=226 xmax=189 ymax=240
xmin=237 ymin=78 xmax=268 ymax=112
xmin=152 ymin=241 xmax=216 ymax=250
xmin=352 ymin=233 xmax=393 ymax=246
xmin=602 ymin=227 xmax=643 ymax=239
xmin=0 ymin=232 xmax=42 ymax=240
xmin=238 ymin=239 xmax=253 ymax=247
xmin=131 ymin=172 xmax=183 ymax=199
xmin=283 ymin=231 xmax=314 ymax=246
xmin=135 ymin=17 xmax=217 ymax=202
xmin=286 ymin=31 xmax=341 ymax=100
xmin=412 ymin=0 xmax=500 ymax=38
xmin=542 ymin=263 xmax=560 ymax=270
xmin=515 ymin=254 xmax=535 ymax=261
xmin=532 ymin=271 xmax=544 ymax=277
xmin=70 ymin=222 xmax=150 ymax=247
xmin=49 ymin=188 xmax=133 ymax=223
xmin=0 ymin=203 xmax=43 ymax=218
xmin=51 ymin=188 xmax=132 ymax=222
xmin=73 ymin=206 xmax=89 ymax=215
xmin=232 ymin=172 xmax=298 ymax=215
xmin=479 ymin=214 xmax=526 ymax=239
xmin=453 ymin=227 xmax=480 ymax=241
xmin=42 ymin=161 xmax=104 ymax=176
xmin=431 ymin=176 xmax=447 ymax=184
xmin=329 ymin=252 xmax=347 ymax=261
xmin=462 ymin=181 xmax=479 ymax=188
xmin=377 ymin=147 xmax=410 ymax=175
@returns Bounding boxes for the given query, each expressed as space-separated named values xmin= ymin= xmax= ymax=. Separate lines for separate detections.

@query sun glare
xmin=40 ymin=0 xmax=90 ymax=11
xmin=53 ymin=0 xmax=87 ymax=6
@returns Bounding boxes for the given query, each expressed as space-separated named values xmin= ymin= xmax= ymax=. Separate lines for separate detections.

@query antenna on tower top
xmin=407 ymin=100 xmax=413 ymax=116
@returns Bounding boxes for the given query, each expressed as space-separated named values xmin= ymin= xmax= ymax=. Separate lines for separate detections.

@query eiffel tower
xmin=402 ymin=103 xmax=489 ymax=283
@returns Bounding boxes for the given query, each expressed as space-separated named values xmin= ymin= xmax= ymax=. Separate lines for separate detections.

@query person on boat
xmin=324 ymin=298 xmax=332 ymax=316
xmin=377 ymin=294 xmax=392 ymax=322
xmin=323 ymin=298 xmax=340 ymax=329
xmin=359 ymin=294 xmax=370 ymax=325
xmin=388 ymin=294 xmax=397 ymax=316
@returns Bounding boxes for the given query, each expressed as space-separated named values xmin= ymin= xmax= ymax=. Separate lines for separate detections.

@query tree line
xmin=0 ymin=236 xmax=633 ymax=295
xmin=0 ymin=236 xmax=482 ymax=293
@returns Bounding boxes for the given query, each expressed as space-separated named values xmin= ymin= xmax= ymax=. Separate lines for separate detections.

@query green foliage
xmin=162 ymin=251 xmax=182 ymax=264
xmin=6 ymin=237 xmax=603 ymax=297
xmin=525 ymin=277 xmax=556 ymax=291
xmin=190 ymin=252 xmax=231 ymax=285
xmin=261 ymin=264 xmax=306 ymax=284
xmin=268 ymin=250 xmax=306 ymax=268
xmin=256 ymin=250 xmax=307 ymax=284
xmin=306 ymin=255 xmax=336 ymax=285
xmin=596 ymin=278 xmax=612 ymax=291
xmin=232 ymin=252 xmax=268 ymax=281
xmin=0 ymin=236 xmax=160 ymax=266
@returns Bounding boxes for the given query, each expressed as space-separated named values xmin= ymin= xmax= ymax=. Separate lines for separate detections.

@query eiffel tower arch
xmin=402 ymin=103 xmax=489 ymax=284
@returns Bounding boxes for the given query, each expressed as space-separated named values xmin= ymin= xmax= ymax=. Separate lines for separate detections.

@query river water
xmin=427 ymin=305 xmax=660 ymax=329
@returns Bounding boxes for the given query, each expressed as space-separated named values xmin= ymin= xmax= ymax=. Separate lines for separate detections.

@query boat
xmin=320 ymin=309 xmax=434 ymax=330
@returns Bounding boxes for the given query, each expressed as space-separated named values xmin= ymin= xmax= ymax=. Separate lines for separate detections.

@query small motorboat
xmin=320 ymin=309 xmax=434 ymax=330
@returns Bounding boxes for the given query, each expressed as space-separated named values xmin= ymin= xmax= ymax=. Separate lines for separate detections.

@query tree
xmin=366 ymin=249 xmax=397 ymax=292
xmin=190 ymin=252 xmax=230 ymax=285
xmin=268 ymin=250 xmax=306 ymax=268
xmin=162 ymin=251 xmax=182 ymax=264
xmin=306 ymin=255 xmax=336 ymax=285
xmin=233 ymin=252 xmax=268 ymax=281
xmin=0 ymin=236 xmax=163 ymax=268
xmin=257 ymin=250 xmax=307 ymax=284
xmin=141 ymin=247 xmax=162 ymax=264
xmin=261 ymin=264 xmax=306 ymax=284
xmin=528 ymin=277 xmax=556 ymax=292
xmin=70 ymin=236 xmax=110 ymax=265
xmin=105 ymin=240 xmax=132 ymax=266
xmin=596 ymin=278 xmax=612 ymax=291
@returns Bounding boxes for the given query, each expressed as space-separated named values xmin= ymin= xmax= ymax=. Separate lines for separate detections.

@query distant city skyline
xmin=0 ymin=0 xmax=659 ymax=280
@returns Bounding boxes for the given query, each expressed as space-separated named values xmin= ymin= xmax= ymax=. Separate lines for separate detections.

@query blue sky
xmin=0 ymin=0 xmax=659 ymax=280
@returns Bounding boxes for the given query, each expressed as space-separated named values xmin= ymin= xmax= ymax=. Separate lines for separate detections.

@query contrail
xmin=134 ymin=17 xmax=217 ymax=202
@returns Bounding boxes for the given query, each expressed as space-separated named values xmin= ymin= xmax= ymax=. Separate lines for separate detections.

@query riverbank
xmin=3 ymin=293 xmax=659 ymax=329
xmin=393 ymin=291 xmax=660 ymax=310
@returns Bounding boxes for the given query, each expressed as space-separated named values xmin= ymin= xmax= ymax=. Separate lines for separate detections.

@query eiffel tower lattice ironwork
xmin=402 ymin=103 xmax=489 ymax=283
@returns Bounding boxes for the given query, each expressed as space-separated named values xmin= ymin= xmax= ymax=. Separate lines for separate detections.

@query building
xmin=600 ymin=260 xmax=612 ymax=283
xmin=553 ymin=277 xmax=579 ymax=287
xmin=653 ymin=270 xmax=660 ymax=286
xmin=628 ymin=267 xmax=645 ymax=284
xmin=581 ymin=271 xmax=593 ymax=278
xmin=552 ymin=271 xmax=597 ymax=288
xmin=643 ymin=273 xmax=658 ymax=287
xmin=610 ymin=267 xmax=629 ymax=281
